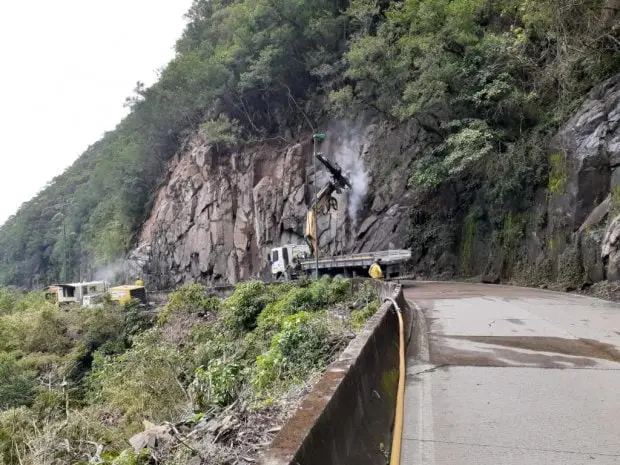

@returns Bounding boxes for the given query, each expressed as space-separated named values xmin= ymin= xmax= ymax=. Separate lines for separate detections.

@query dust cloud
xmin=93 ymin=260 xmax=133 ymax=284
xmin=329 ymin=122 xmax=370 ymax=227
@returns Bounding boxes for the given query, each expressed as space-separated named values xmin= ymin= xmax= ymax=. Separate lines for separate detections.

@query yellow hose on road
xmin=386 ymin=298 xmax=405 ymax=465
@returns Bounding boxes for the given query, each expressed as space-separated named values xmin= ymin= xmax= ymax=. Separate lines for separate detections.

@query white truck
xmin=45 ymin=281 xmax=109 ymax=307
xmin=268 ymin=244 xmax=411 ymax=280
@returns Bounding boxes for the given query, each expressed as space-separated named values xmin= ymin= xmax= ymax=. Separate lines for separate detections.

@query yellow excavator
xmin=304 ymin=153 xmax=353 ymax=256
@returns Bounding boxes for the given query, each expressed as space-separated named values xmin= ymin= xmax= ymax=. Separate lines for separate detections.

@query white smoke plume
xmin=329 ymin=123 xmax=371 ymax=227
xmin=93 ymin=259 xmax=133 ymax=285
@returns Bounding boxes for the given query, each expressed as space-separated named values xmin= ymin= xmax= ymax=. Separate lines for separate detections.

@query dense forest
xmin=0 ymin=0 xmax=618 ymax=287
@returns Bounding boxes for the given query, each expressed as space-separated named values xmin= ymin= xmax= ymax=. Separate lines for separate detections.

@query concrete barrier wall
xmin=261 ymin=281 xmax=413 ymax=465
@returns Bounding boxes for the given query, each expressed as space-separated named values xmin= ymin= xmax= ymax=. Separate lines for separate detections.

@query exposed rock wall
xmin=139 ymin=74 xmax=620 ymax=290
xmin=473 ymin=73 xmax=620 ymax=288
xmin=548 ymin=74 xmax=620 ymax=233
xmin=542 ymin=73 xmax=620 ymax=287
xmin=139 ymin=122 xmax=426 ymax=288
xmin=395 ymin=73 xmax=620 ymax=288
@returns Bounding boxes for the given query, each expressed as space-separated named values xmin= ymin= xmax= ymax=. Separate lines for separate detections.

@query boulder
xmin=129 ymin=421 xmax=174 ymax=454
xmin=581 ymin=229 xmax=606 ymax=283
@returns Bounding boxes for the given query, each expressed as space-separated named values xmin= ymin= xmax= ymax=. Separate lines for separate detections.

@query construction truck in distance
xmin=45 ymin=279 xmax=148 ymax=307
xmin=269 ymin=146 xmax=411 ymax=280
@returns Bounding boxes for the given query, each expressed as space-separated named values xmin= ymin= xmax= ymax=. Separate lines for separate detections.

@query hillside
xmin=0 ymin=279 xmax=379 ymax=464
xmin=0 ymin=0 xmax=619 ymax=288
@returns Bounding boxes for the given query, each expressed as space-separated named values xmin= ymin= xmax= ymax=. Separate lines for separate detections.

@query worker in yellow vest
xmin=135 ymin=277 xmax=145 ymax=287
xmin=369 ymin=259 xmax=384 ymax=280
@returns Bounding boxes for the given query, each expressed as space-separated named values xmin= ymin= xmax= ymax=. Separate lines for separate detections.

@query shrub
xmin=77 ymin=305 xmax=127 ymax=354
xmin=88 ymin=331 xmax=192 ymax=430
xmin=26 ymin=308 xmax=73 ymax=355
xmin=200 ymin=114 xmax=242 ymax=148
xmin=325 ymin=277 xmax=351 ymax=303
xmin=0 ymin=407 xmax=34 ymax=465
xmin=350 ymin=300 xmax=380 ymax=332
xmin=255 ymin=287 xmax=314 ymax=334
xmin=158 ymin=284 xmax=221 ymax=326
xmin=308 ymin=276 xmax=351 ymax=306
xmin=122 ymin=300 xmax=156 ymax=340
xmin=110 ymin=449 xmax=151 ymax=465
xmin=0 ymin=353 xmax=36 ymax=410
xmin=191 ymin=359 xmax=243 ymax=409
xmin=223 ymin=281 xmax=272 ymax=334
xmin=31 ymin=390 xmax=65 ymax=422
xmin=193 ymin=325 xmax=237 ymax=368
xmin=0 ymin=312 xmax=30 ymax=352
xmin=254 ymin=278 xmax=352 ymax=342
xmin=253 ymin=312 xmax=329 ymax=390
xmin=0 ymin=289 xmax=50 ymax=316
xmin=0 ymin=289 xmax=17 ymax=316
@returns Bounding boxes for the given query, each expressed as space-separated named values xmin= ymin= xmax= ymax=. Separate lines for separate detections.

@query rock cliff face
xmin=391 ymin=73 xmax=620 ymax=288
xmin=544 ymin=73 xmax=620 ymax=285
xmin=138 ymin=75 xmax=620 ymax=290
xmin=138 ymin=122 xmax=429 ymax=288
xmin=490 ymin=73 xmax=620 ymax=288
xmin=549 ymin=74 xmax=620 ymax=230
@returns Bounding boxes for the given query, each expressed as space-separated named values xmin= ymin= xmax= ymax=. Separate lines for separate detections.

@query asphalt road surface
xmin=402 ymin=282 xmax=620 ymax=465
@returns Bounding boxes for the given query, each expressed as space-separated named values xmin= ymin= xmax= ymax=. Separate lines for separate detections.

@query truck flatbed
xmin=298 ymin=249 xmax=411 ymax=270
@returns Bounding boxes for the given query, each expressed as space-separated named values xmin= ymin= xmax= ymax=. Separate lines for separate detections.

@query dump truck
xmin=269 ymin=244 xmax=411 ymax=280
xmin=46 ymin=279 xmax=147 ymax=307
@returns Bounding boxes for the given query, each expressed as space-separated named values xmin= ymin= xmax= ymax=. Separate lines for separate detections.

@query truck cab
xmin=269 ymin=244 xmax=311 ymax=280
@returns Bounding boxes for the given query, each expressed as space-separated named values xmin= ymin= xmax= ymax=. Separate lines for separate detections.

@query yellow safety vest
xmin=369 ymin=263 xmax=384 ymax=279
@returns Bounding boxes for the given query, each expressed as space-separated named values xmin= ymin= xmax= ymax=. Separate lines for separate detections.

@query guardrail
xmin=260 ymin=280 xmax=413 ymax=465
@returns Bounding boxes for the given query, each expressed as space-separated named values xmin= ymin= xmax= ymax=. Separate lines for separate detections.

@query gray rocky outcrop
xmin=544 ymin=74 xmax=620 ymax=284
xmin=548 ymin=73 xmax=620 ymax=233
xmin=423 ymin=73 xmax=620 ymax=285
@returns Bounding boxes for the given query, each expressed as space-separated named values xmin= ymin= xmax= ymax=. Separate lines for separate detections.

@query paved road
xmin=402 ymin=282 xmax=620 ymax=465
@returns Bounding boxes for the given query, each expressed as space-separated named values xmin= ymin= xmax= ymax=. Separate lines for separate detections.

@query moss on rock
xmin=548 ymin=152 xmax=568 ymax=194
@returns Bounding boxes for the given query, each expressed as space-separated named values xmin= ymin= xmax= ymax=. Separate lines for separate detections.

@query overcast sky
xmin=0 ymin=0 xmax=194 ymax=224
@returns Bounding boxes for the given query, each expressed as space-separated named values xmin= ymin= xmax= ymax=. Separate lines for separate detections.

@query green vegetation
xmin=342 ymin=0 xmax=616 ymax=258
xmin=611 ymin=185 xmax=620 ymax=215
xmin=1 ymin=0 xmax=616 ymax=288
xmin=345 ymin=0 xmax=618 ymax=191
xmin=157 ymin=282 xmax=221 ymax=326
xmin=0 ymin=279 xmax=378 ymax=464
xmin=548 ymin=153 xmax=568 ymax=194
xmin=350 ymin=300 xmax=380 ymax=331
xmin=498 ymin=212 xmax=527 ymax=270
xmin=254 ymin=311 xmax=330 ymax=390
